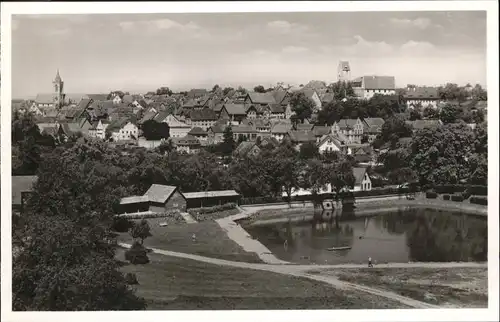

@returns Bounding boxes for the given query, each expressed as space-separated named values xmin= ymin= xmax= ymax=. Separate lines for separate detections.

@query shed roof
xmin=182 ymin=190 xmax=240 ymax=199
xmin=222 ymin=104 xmax=247 ymax=116
xmin=360 ymin=76 xmax=395 ymax=90
xmin=246 ymin=92 xmax=276 ymax=105
xmin=120 ymin=195 xmax=150 ymax=205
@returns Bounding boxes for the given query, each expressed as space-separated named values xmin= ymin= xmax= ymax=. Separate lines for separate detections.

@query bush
xmin=125 ymin=273 xmax=139 ymax=285
xmin=426 ymin=191 xmax=438 ymax=199
xmin=467 ymin=185 xmax=487 ymax=196
xmin=115 ymin=210 xmax=180 ymax=220
xmin=112 ymin=217 xmax=134 ymax=232
xmin=470 ymin=196 xmax=488 ymax=206
xmin=451 ymin=194 xmax=464 ymax=202
xmin=443 ymin=194 xmax=450 ymax=200
xmin=461 ymin=190 xmax=472 ymax=200
xmin=187 ymin=203 xmax=237 ymax=216
xmin=430 ymin=184 xmax=486 ymax=196
xmin=124 ymin=242 xmax=150 ymax=265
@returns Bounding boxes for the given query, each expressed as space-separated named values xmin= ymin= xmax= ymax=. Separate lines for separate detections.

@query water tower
xmin=337 ymin=61 xmax=351 ymax=82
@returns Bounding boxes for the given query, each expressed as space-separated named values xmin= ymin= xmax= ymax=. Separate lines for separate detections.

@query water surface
xmin=243 ymin=208 xmax=487 ymax=265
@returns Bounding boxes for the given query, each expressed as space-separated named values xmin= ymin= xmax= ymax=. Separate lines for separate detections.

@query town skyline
xmin=12 ymin=11 xmax=487 ymax=98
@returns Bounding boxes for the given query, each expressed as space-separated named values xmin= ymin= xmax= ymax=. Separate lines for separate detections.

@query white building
xmin=88 ymin=119 xmax=110 ymax=140
xmin=352 ymin=167 xmax=372 ymax=191
xmin=111 ymin=121 xmax=138 ymax=142
xmin=351 ymin=76 xmax=396 ymax=100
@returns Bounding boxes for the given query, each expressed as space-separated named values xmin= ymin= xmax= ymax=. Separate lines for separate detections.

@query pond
xmin=243 ymin=208 xmax=487 ymax=265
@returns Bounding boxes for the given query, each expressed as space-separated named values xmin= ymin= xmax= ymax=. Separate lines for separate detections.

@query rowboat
xmin=326 ymin=246 xmax=352 ymax=251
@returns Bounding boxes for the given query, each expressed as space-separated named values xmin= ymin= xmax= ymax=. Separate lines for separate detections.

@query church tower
xmin=337 ymin=61 xmax=351 ymax=82
xmin=53 ymin=69 xmax=65 ymax=109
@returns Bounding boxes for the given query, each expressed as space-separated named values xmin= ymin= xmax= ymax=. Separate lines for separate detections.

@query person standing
xmin=368 ymin=257 xmax=373 ymax=268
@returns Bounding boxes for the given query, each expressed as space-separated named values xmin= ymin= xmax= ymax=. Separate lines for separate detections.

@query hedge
xmin=443 ymin=194 xmax=450 ymax=200
xmin=426 ymin=191 xmax=438 ymax=199
xmin=115 ymin=210 xmax=181 ymax=219
xmin=451 ymin=194 xmax=464 ymax=202
xmin=125 ymin=242 xmax=150 ymax=265
xmin=188 ymin=203 xmax=237 ymax=216
xmin=429 ymin=184 xmax=487 ymax=196
xmin=470 ymin=196 xmax=488 ymax=206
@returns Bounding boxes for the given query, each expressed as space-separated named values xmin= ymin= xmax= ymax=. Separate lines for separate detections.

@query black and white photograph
xmin=1 ymin=1 xmax=498 ymax=321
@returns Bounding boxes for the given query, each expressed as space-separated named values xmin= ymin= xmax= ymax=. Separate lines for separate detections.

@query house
xmin=243 ymin=118 xmax=272 ymax=135
xmin=121 ymin=94 xmax=135 ymax=105
xmin=207 ymin=120 xmax=228 ymax=145
xmin=185 ymin=109 xmax=218 ymax=131
xmin=108 ymin=119 xmax=139 ymax=141
xmin=317 ymin=134 xmax=345 ymax=154
xmin=34 ymin=93 xmax=56 ymax=109
xmin=88 ymin=119 xmax=110 ymax=139
xmin=220 ymin=104 xmax=247 ymax=125
xmin=259 ymin=136 xmax=280 ymax=149
xmin=268 ymin=104 xmax=286 ymax=119
xmin=404 ymin=86 xmax=440 ymax=109
xmin=171 ymin=135 xmax=201 ymax=154
xmin=350 ymin=145 xmax=374 ymax=163
xmin=296 ymin=88 xmax=322 ymax=111
xmin=244 ymin=92 xmax=276 ymax=107
xmin=87 ymin=94 xmax=109 ymax=102
xmin=232 ymin=124 xmax=258 ymax=141
xmin=271 ymin=122 xmax=292 ymax=142
xmin=187 ymin=88 xmax=209 ymax=99
xmin=362 ymin=118 xmax=385 ymax=142
xmin=233 ymin=141 xmax=261 ymax=158
xmin=188 ymin=127 xmax=209 ymax=142
xmin=139 ymin=109 xmax=158 ymax=125
xmin=245 ymin=104 xmax=260 ymax=119
xmin=182 ymin=190 xmax=241 ymax=209
xmin=352 ymin=167 xmax=372 ymax=191
xmin=332 ymin=118 xmax=365 ymax=144
xmin=286 ymin=130 xmax=316 ymax=149
xmin=58 ymin=118 xmax=92 ymax=138
xmin=312 ymin=125 xmax=331 ymax=143
xmin=12 ymin=175 xmax=38 ymax=214
xmin=158 ymin=113 xmax=192 ymax=138
xmin=351 ymin=76 xmax=396 ymax=99
xmin=113 ymin=95 xmax=123 ymax=105
xmin=119 ymin=184 xmax=187 ymax=214
xmin=405 ymin=119 xmax=443 ymax=132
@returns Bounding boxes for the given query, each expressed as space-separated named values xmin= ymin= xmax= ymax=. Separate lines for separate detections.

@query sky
xmin=11 ymin=11 xmax=487 ymax=98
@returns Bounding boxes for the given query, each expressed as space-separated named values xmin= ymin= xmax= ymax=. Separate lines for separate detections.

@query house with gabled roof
xmin=244 ymin=92 xmax=277 ymax=107
xmin=207 ymin=120 xmax=229 ymax=145
xmin=158 ymin=113 xmax=191 ymax=138
xmin=187 ymin=88 xmax=209 ymax=99
xmin=270 ymin=122 xmax=292 ymax=142
xmin=286 ymin=130 xmax=316 ymax=149
xmin=188 ymin=127 xmax=209 ymax=142
xmin=119 ymin=184 xmax=187 ymax=214
xmin=362 ymin=117 xmax=385 ymax=142
xmin=107 ymin=118 xmax=139 ymax=142
xmin=243 ymin=118 xmax=272 ymax=135
xmin=233 ymin=141 xmax=261 ymax=159
xmin=351 ymin=76 xmax=396 ymax=99
xmin=232 ymin=124 xmax=258 ymax=142
xmin=332 ymin=118 xmax=365 ymax=144
xmin=185 ymin=108 xmax=218 ymax=130
xmin=171 ymin=135 xmax=201 ymax=154
xmin=352 ymin=167 xmax=372 ymax=191
xmin=405 ymin=119 xmax=443 ymax=132
xmin=404 ymin=86 xmax=440 ymax=109
xmin=88 ymin=119 xmax=110 ymax=140
xmin=317 ymin=134 xmax=345 ymax=154
xmin=220 ymin=103 xmax=247 ymax=125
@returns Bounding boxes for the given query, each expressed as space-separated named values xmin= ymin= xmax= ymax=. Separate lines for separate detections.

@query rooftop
xmin=182 ymin=190 xmax=240 ymax=199
xmin=144 ymin=184 xmax=178 ymax=204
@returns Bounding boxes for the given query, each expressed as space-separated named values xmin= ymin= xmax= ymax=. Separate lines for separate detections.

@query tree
xmin=409 ymin=123 xmax=475 ymax=185
xmin=439 ymin=103 xmax=461 ymax=124
xmin=409 ymin=108 xmax=421 ymax=121
xmin=290 ymin=92 xmax=315 ymax=123
xmin=141 ymin=120 xmax=170 ymax=140
xmin=125 ymin=241 xmax=150 ymax=265
xmin=130 ymin=219 xmax=152 ymax=245
xmin=329 ymin=81 xmax=355 ymax=100
xmin=301 ymin=159 xmax=328 ymax=195
xmin=223 ymin=87 xmax=234 ymax=96
xmin=325 ymin=161 xmax=355 ymax=204
xmin=211 ymin=84 xmax=221 ymax=93
xmin=254 ymin=85 xmax=266 ymax=93
xmin=299 ymin=141 xmax=320 ymax=160
xmin=380 ymin=116 xmax=413 ymax=143
xmin=156 ymin=87 xmax=173 ymax=96
xmin=423 ymin=106 xmax=439 ymax=119
xmin=438 ymin=83 xmax=468 ymax=102
xmin=471 ymin=84 xmax=487 ymax=101
xmin=13 ymin=141 xmax=147 ymax=310
xmin=220 ymin=125 xmax=236 ymax=155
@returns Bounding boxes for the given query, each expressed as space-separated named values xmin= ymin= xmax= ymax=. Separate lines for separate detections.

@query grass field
xmin=307 ymin=267 xmax=488 ymax=308
xmin=117 ymin=219 xmax=262 ymax=263
xmin=117 ymin=249 xmax=411 ymax=310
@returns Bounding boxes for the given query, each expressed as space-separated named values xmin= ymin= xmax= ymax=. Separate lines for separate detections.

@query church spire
xmin=55 ymin=69 xmax=62 ymax=82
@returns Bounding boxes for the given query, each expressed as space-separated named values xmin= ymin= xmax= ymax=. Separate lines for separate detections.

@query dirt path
xmin=118 ymin=242 xmax=485 ymax=308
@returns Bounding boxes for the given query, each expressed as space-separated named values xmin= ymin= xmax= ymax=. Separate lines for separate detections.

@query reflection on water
xmin=244 ymin=208 xmax=487 ymax=264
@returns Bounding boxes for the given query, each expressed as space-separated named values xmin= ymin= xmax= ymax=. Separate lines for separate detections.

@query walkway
xmin=179 ymin=212 xmax=198 ymax=224
xmin=118 ymin=241 xmax=485 ymax=309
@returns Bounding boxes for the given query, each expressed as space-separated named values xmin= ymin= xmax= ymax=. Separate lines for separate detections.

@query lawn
xmin=117 ymin=249 xmax=411 ymax=310
xmin=307 ymin=267 xmax=488 ymax=308
xmin=117 ymin=219 xmax=262 ymax=263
